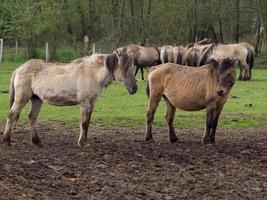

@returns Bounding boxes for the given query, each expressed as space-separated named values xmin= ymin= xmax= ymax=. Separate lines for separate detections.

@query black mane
xmin=199 ymin=43 xmax=218 ymax=66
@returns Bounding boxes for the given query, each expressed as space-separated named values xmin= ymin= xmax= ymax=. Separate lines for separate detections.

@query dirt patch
xmin=0 ymin=123 xmax=266 ymax=200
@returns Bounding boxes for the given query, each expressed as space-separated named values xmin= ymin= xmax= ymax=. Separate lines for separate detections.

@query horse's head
xmin=209 ymin=58 xmax=237 ymax=97
xmin=106 ymin=47 xmax=137 ymax=95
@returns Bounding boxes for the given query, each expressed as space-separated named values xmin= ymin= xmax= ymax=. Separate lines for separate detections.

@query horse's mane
xmin=71 ymin=58 xmax=85 ymax=64
xmin=209 ymin=57 xmax=235 ymax=74
xmin=199 ymin=43 xmax=218 ymax=66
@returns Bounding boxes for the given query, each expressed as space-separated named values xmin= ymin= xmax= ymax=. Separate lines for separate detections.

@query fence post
xmin=45 ymin=42 xmax=49 ymax=62
xmin=15 ymin=38 xmax=18 ymax=55
xmin=92 ymin=43 xmax=96 ymax=54
xmin=0 ymin=39 xmax=3 ymax=62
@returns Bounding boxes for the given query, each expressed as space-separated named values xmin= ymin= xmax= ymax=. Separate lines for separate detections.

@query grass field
xmin=0 ymin=60 xmax=267 ymax=130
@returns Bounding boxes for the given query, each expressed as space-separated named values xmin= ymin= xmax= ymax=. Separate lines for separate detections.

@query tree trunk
xmin=130 ymin=0 xmax=143 ymax=43
xmin=191 ymin=0 xmax=197 ymax=42
xmin=255 ymin=0 xmax=265 ymax=54
xmin=218 ymin=14 xmax=224 ymax=43
xmin=235 ymin=0 xmax=240 ymax=43
xmin=77 ymin=2 xmax=87 ymax=38
xmin=88 ymin=0 xmax=96 ymax=43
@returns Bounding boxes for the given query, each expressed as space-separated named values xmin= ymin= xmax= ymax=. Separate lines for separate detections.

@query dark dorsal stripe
xmin=106 ymin=53 xmax=118 ymax=72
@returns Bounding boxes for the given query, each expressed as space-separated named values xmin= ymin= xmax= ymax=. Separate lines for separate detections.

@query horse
xmin=145 ymin=58 xmax=237 ymax=144
xmin=2 ymin=48 xmax=137 ymax=147
xmin=172 ymin=45 xmax=186 ymax=64
xmin=160 ymin=45 xmax=174 ymax=63
xmin=115 ymin=44 xmax=161 ymax=80
xmin=184 ymin=47 xmax=202 ymax=66
xmin=199 ymin=43 xmax=254 ymax=80
xmin=238 ymin=42 xmax=255 ymax=80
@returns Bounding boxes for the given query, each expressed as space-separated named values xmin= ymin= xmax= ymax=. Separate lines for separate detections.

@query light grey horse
xmin=2 ymin=48 xmax=137 ymax=146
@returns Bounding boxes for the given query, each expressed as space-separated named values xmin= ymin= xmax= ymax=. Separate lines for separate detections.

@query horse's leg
xmin=164 ymin=97 xmax=177 ymax=143
xmin=240 ymin=62 xmax=250 ymax=81
xmin=2 ymin=94 xmax=31 ymax=145
xmin=202 ymin=104 xmax=215 ymax=145
xmin=238 ymin=64 xmax=244 ymax=80
xmin=78 ymin=101 xmax=95 ymax=147
xmin=244 ymin=63 xmax=250 ymax=81
xmin=28 ymin=96 xmax=43 ymax=146
xmin=134 ymin=66 xmax=139 ymax=77
xmin=209 ymin=106 xmax=223 ymax=144
xmin=141 ymin=67 xmax=144 ymax=80
xmin=145 ymin=93 xmax=161 ymax=141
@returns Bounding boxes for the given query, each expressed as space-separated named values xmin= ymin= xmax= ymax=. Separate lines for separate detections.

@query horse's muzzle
xmin=217 ymin=90 xmax=225 ymax=97
xmin=129 ymin=85 xmax=138 ymax=94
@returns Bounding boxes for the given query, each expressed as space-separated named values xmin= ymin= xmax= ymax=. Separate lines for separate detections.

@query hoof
xmin=2 ymin=136 xmax=11 ymax=146
xmin=145 ymin=135 xmax=154 ymax=142
xmin=170 ymin=136 xmax=178 ymax=143
xmin=201 ymin=136 xmax=210 ymax=145
xmin=210 ymin=137 xmax=216 ymax=144
xmin=78 ymin=139 xmax=87 ymax=147
xmin=32 ymin=137 xmax=43 ymax=147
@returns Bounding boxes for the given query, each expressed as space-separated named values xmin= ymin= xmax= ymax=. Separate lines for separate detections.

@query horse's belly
xmin=45 ymin=97 xmax=78 ymax=106
xmin=167 ymin=93 xmax=206 ymax=111
xmin=35 ymin=89 xmax=78 ymax=106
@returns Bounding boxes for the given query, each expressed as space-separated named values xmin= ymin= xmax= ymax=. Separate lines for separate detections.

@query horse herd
xmin=125 ymin=39 xmax=254 ymax=81
xmin=2 ymin=40 xmax=253 ymax=147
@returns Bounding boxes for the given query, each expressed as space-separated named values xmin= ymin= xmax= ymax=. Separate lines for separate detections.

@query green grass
xmin=0 ymin=61 xmax=267 ymax=129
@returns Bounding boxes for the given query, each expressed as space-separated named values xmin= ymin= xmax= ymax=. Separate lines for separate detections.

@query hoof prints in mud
xmin=0 ymin=124 xmax=266 ymax=200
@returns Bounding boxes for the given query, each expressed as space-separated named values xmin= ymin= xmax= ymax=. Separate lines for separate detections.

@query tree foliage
xmin=0 ymin=0 xmax=266 ymax=59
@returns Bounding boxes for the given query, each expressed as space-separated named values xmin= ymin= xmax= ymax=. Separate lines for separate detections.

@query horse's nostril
xmin=217 ymin=90 xmax=224 ymax=97
xmin=132 ymin=85 xmax=137 ymax=93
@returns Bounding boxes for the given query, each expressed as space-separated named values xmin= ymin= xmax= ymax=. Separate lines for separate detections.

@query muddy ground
xmin=0 ymin=122 xmax=266 ymax=200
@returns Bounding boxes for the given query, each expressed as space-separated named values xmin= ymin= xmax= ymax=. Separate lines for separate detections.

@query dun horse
xmin=199 ymin=43 xmax=254 ymax=80
xmin=146 ymin=58 xmax=237 ymax=144
xmin=116 ymin=44 xmax=161 ymax=80
xmin=172 ymin=45 xmax=186 ymax=64
xmin=2 ymin=48 xmax=137 ymax=146
xmin=160 ymin=45 xmax=174 ymax=63
xmin=184 ymin=47 xmax=202 ymax=66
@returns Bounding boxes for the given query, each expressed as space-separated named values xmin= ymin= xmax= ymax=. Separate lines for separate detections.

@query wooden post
xmin=15 ymin=39 xmax=18 ymax=54
xmin=45 ymin=42 xmax=49 ymax=62
xmin=0 ymin=39 xmax=3 ymax=62
xmin=92 ymin=43 xmax=96 ymax=54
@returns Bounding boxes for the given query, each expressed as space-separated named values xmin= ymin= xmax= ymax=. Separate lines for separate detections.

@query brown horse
xmin=116 ymin=44 xmax=161 ymax=80
xmin=199 ymin=43 xmax=254 ymax=80
xmin=2 ymin=48 xmax=137 ymax=146
xmin=146 ymin=58 xmax=237 ymax=144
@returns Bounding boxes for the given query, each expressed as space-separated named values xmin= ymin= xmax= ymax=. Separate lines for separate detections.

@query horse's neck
xmin=205 ymin=68 xmax=218 ymax=100
xmin=96 ymin=64 xmax=114 ymax=88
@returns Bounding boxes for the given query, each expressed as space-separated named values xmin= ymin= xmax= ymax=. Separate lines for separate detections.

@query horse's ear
xmin=208 ymin=58 xmax=220 ymax=70
xmin=121 ymin=47 xmax=127 ymax=54
xmin=106 ymin=54 xmax=118 ymax=72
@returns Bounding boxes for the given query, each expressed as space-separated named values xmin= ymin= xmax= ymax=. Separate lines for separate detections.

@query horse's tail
xmin=192 ymin=50 xmax=199 ymax=67
xmin=176 ymin=50 xmax=183 ymax=64
xmin=163 ymin=49 xmax=168 ymax=63
xmin=9 ymin=71 xmax=16 ymax=109
xmin=246 ymin=46 xmax=254 ymax=79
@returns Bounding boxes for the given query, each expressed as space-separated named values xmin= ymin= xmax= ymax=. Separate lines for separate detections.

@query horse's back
xmin=149 ymin=63 xmax=209 ymax=111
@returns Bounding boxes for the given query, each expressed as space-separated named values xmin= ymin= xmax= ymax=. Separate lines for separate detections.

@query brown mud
xmin=0 ymin=123 xmax=266 ymax=200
